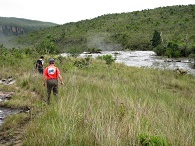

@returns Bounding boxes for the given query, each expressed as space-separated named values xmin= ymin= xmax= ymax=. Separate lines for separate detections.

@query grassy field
xmin=0 ymin=51 xmax=195 ymax=146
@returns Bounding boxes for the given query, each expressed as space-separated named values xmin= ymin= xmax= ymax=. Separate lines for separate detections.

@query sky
xmin=0 ymin=0 xmax=194 ymax=24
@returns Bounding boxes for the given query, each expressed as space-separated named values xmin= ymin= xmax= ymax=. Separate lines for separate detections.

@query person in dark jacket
xmin=36 ymin=56 xmax=44 ymax=74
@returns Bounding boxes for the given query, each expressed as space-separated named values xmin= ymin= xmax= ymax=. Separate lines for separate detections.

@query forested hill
xmin=0 ymin=17 xmax=58 ymax=35
xmin=0 ymin=17 xmax=58 ymax=48
xmin=11 ymin=5 xmax=195 ymax=55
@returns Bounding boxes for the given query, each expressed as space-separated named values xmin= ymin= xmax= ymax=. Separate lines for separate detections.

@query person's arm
xmin=58 ymin=74 xmax=64 ymax=85
xmin=43 ymin=77 xmax=46 ymax=86
xmin=35 ymin=60 xmax=38 ymax=69
xmin=56 ymin=68 xmax=64 ymax=85
xmin=43 ymin=67 xmax=47 ymax=86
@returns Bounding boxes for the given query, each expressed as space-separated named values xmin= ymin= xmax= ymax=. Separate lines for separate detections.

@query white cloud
xmin=0 ymin=0 xmax=194 ymax=24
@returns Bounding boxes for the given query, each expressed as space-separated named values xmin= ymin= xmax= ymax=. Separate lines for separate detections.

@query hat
xmin=49 ymin=58 xmax=55 ymax=63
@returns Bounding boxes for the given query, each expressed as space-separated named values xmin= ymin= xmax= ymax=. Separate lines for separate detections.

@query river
xmin=63 ymin=51 xmax=195 ymax=75
xmin=0 ymin=85 xmax=20 ymax=127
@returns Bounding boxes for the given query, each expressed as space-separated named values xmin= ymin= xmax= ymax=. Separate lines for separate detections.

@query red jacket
xmin=43 ymin=64 xmax=60 ymax=80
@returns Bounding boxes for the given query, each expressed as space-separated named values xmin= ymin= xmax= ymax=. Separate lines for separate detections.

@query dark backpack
xmin=36 ymin=59 xmax=43 ymax=69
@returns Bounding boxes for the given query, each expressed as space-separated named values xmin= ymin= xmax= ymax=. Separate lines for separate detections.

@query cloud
xmin=0 ymin=0 xmax=194 ymax=24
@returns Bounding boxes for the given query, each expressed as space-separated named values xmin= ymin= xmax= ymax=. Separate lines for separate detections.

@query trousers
xmin=46 ymin=79 xmax=58 ymax=104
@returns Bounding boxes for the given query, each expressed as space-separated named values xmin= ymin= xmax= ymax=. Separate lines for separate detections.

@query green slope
xmin=0 ymin=17 xmax=58 ymax=32
xmin=0 ymin=17 xmax=58 ymax=48
xmin=7 ymin=5 xmax=195 ymax=53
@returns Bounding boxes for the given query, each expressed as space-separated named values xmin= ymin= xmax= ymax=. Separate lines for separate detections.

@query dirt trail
xmin=0 ymin=121 xmax=27 ymax=146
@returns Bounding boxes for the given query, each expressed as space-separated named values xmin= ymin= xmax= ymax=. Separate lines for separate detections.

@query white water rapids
xmin=62 ymin=51 xmax=195 ymax=75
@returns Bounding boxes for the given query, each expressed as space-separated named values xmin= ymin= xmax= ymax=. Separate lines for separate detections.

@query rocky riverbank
xmin=0 ymin=77 xmax=31 ymax=145
xmin=0 ymin=77 xmax=15 ymax=85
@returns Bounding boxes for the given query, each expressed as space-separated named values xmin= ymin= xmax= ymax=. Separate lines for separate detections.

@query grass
xmin=0 ymin=52 xmax=195 ymax=146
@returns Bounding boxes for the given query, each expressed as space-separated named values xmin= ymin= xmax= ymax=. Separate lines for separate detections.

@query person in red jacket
xmin=43 ymin=58 xmax=64 ymax=104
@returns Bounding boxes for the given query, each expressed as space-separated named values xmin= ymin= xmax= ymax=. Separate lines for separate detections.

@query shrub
xmin=73 ymin=57 xmax=91 ymax=68
xmin=97 ymin=54 xmax=116 ymax=65
xmin=138 ymin=133 xmax=170 ymax=146
xmin=153 ymin=45 xmax=165 ymax=56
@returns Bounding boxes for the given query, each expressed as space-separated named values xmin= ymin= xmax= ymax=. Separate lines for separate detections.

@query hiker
xmin=43 ymin=58 xmax=64 ymax=104
xmin=35 ymin=56 xmax=44 ymax=74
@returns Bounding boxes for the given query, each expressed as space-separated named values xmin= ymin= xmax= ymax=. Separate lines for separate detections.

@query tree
xmin=151 ymin=30 xmax=162 ymax=48
xmin=37 ymin=34 xmax=57 ymax=54
xmin=153 ymin=45 xmax=165 ymax=56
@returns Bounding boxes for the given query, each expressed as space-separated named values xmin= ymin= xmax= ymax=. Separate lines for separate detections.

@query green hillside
xmin=16 ymin=4 xmax=195 ymax=55
xmin=0 ymin=17 xmax=58 ymax=33
xmin=0 ymin=17 xmax=58 ymax=48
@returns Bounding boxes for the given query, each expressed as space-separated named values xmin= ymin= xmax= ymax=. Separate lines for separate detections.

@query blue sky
xmin=0 ymin=0 xmax=194 ymax=24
